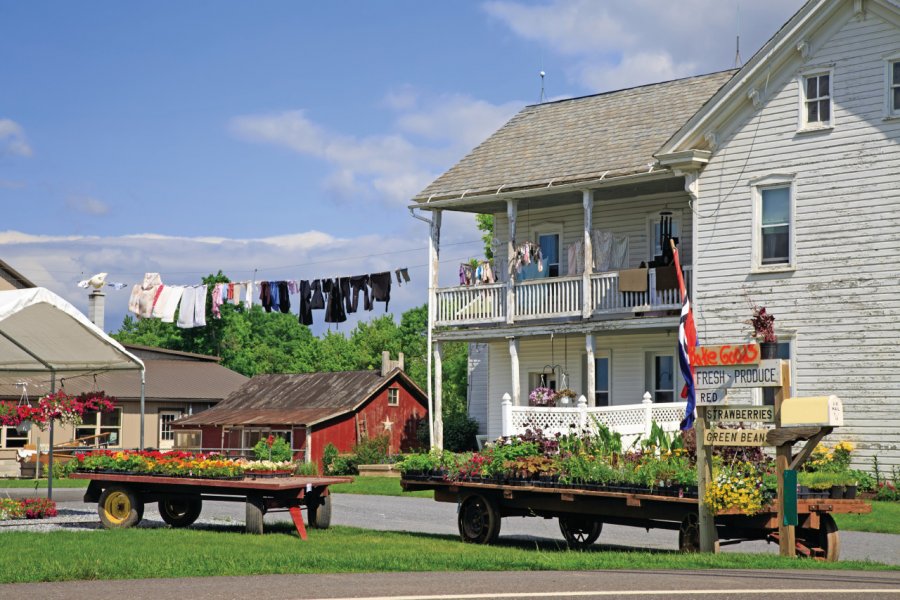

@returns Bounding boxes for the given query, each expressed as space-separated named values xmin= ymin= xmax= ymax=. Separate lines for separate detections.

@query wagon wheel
xmin=98 ymin=485 xmax=144 ymax=529
xmin=308 ymin=494 xmax=332 ymax=529
xmin=559 ymin=516 xmax=602 ymax=549
xmin=158 ymin=495 xmax=202 ymax=528
xmin=245 ymin=496 xmax=266 ymax=535
xmin=678 ymin=513 xmax=719 ymax=553
xmin=458 ymin=494 xmax=501 ymax=544
xmin=797 ymin=513 xmax=840 ymax=562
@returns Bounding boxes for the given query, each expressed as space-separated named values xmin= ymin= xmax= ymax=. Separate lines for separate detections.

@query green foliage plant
xmin=353 ymin=434 xmax=390 ymax=465
xmin=443 ymin=412 xmax=480 ymax=452
xmin=252 ymin=435 xmax=293 ymax=462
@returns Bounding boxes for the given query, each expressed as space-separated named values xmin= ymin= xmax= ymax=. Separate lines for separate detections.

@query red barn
xmin=172 ymin=353 xmax=427 ymax=468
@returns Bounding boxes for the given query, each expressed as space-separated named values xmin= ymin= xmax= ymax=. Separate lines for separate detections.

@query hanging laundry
xmin=269 ymin=281 xmax=281 ymax=312
xmin=287 ymin=280 xmax=299 ymax=295
xmin=323 ymin=278 xmax=346 ymax=323
xmin=245 ymin=280 xmax=254 ymax=309
xmin=259 ymin=281 xmax=272 ymax=312
xmin=129 ymin=273 xmax=163 ymax=318
xmin=459 ymin=263 xmax=475 ymax=285
xmin=230 ymin=283 xmax=245 ymax=306
xmin=278 ymin=281 xmax=291 ymax=313
xmin=297 ymin=280 xmax=313 ymax=326
xmin=107 ymin=282 xmax=128 ymax=290
xmin=177 ymin=285 xmax=207 ymax=328
xmin=369 ymin=271 xmax=392 ymax=312
xmin=395 ymin=268 xmax=410 ymax=286
xmin=152 ymin=286 xmax=184 ymax=323
xmin=567 ymin=241 xmax=584 ymax=276
xmin=211 ymin=283 xmax=226 ymax=318
xmin=349 ymin=274 xmax=372 ymax=312
xmin=310 ymin=279 xmax=325 ymax=310
xmin=339 ymin=277 xmax=352 ymax=313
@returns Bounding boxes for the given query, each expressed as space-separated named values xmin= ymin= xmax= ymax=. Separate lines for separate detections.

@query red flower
xmin=266 ymin=435 xmax=275 ymax=448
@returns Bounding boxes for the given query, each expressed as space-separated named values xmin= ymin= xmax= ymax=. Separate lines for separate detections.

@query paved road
xmin=5 ymin=490 xmax=899 ymax=565
xmin=1 ymin=569 xmax=898 ymax=599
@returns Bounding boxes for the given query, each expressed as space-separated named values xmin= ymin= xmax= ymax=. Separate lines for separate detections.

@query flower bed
xmin=0 ymin=497 xmax=58 ymax=520
xmin=68 ymin=450 xmax=301 ymax=480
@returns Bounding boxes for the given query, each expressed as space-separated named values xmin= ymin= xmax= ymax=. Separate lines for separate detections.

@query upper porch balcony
xmin=435 ymin=266 xmax=691 ymax=327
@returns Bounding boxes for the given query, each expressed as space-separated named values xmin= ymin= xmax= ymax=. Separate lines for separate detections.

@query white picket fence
xmin=501 ymin=393 xmax=687 ymax=448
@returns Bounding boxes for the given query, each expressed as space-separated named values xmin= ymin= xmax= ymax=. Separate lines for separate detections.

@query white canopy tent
xmin=0 ymin=288 xmax=145 ymax=498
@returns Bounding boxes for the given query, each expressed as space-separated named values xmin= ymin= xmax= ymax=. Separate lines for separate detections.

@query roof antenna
xmin=539 ymin=70 xmax=546 ymax=103
xmin=733 ymin=2 xmax=743 ymax=68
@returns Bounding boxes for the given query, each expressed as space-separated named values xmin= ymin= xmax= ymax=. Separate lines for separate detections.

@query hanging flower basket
xmin=0 ymin=391 xmax=117 ymax=430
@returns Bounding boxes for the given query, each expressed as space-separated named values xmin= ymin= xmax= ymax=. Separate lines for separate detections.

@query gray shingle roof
xmin=414 ymin=70 xmax=736 ymax=202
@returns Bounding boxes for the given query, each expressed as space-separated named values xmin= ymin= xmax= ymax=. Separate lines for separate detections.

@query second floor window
xmin=802 ymin=72 xmax=832 ymax=127
xmin=388 ymin=388 xmax=399 ymax=406
xmin=760 ymin=186 xmax=791 ymax=265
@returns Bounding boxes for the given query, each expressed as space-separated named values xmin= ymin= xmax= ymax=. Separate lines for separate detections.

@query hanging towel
xmin=566 ymin=241 xmax=584 ymax=276
xmin=211 ymin=283 xmax=226 ymax=318
xmin=618 ymin=268 xmax=648 ymax=292
xmin=592 ymin=230 xmax=614 ymax=272
xmin=245 ymin=281 xmax=254 ymax=309
xmin=178 ymin=286 xmax=204 ymax=328
xmin=611 ymin=234 xmax=628 ymax=269
xmin=153 ymin=286 xmax=184 ymax=323
xmin=132 ymin=273 xmax=163 ymax=318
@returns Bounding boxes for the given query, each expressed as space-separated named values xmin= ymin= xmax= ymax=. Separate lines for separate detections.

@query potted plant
xmin=528 ymin=386 xmax=556 ymax=407
xmin=748 ymin=304 xmax=777 ymax=359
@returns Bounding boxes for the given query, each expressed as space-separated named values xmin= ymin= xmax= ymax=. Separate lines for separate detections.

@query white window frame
xmin=1 ymin=426 xmax=29 ymax=449
xmin=649 ymin=351 xmax=676 ymax=404
xmin=750 ymin=173 xmax=796 ymax=273
xmin=884 ymin=54 xmax=900 ymax=119
xmin=797 ymin=67 xmax=835 ymax=131
xmin=388 ymin=387 xmax=400 ymax=406
xmin=646 ymin=211 xmax=682 ymax=261
xmin=530 ymin=222 xmax=563 ymax=278
xmin=75 ymin=407 xmax=123 ymax=447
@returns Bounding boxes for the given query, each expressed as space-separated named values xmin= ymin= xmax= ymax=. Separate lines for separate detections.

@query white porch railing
xmin=501 ymin=392 xmax=687 ymax=449
xmin=591 ymin=266 xmax=691 ymax=315
xmin=516 ymin=276 xmax=582 ymax=321
xmin=435 ymin=283 xmax=506 ymax=326
xmin=434 ymin=267 xmax=691 ymax=327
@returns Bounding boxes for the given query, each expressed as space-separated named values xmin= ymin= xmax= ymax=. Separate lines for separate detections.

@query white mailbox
xmin=780 ymin=395 xmax=843 ymax=427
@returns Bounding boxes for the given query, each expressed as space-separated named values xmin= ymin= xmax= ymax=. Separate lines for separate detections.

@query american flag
xmin=671 ymin=242 xmax=697 ymax=430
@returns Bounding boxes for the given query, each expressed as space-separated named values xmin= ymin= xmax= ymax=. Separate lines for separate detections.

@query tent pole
xmin=139 ymin=368 xmax=146 ymax=449
xmin=48 ymin=372 xmax=55 ymax=501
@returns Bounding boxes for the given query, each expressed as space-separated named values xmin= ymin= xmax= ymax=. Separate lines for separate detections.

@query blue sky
xmin=0 ymin=0 xmax=803 ymax=334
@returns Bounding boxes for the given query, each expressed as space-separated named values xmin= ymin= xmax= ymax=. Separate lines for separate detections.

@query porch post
xmin=506 ymin=199 xmax=517 ymax=325
xmin=585 ymin=334 xmax=595 ymax=407
xmin=501 ymin=393 xmax=513 ymax=437
xmin=582 ymin=189 xmax=594 ymax=319
xmin=508 ymin=337 xmax=520 ymax=406
xmin=433 ymin=341 xmax=443 ymax=450
xmin=642 ymin=391 xmax=653 ymax=440
xmin=427 ymin=209 xmax=442 ymax=448
xmin=577 ymin=395 xmax=588 ymax=432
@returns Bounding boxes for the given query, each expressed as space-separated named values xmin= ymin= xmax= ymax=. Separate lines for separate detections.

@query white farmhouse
xmin=411 ymin=0 xmax=900 ymax=469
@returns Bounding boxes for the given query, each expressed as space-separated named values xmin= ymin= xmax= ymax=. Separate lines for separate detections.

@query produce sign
xmin=690 ymin=343 xmax=760 ymax=367
xmin=694 ymin=360 xmax=783 ymax=390
xmin=706 ymin=405 xmax=774 ymax=423
xmin=703 ymin=428 xmax=771 ymax=446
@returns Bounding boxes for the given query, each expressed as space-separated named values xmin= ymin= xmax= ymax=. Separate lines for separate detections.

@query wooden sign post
xmin=773 ymin=361 xmax=795 ymax=558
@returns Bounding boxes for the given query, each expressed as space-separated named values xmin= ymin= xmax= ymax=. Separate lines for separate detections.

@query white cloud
xmin=0 ymin=118 xmax=33 ymax=157
xmin=483 ymin=0 xmax=805 ymax=92
xmin=66 ymin=195 xmax=111 ymax=216
xmin=229 ymin=93 xmax=521 ymax=206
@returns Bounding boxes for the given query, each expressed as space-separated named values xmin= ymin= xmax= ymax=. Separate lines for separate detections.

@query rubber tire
xmin=158 ymin=495 xmax=203 ymax=528
xmin=798 ymin=513 xmax=840 ymax=562
xmin=559 ymin=516 xmax=602 ymax=549
xmin=98 ymin=485 xmax=143 ymax=529
xmin=457 ymin=494 xmax=501 ymax=544
xmin=678 ymin=512 xmax=719 ymax=553
xmin=308 ymin=494 xmax=332 ymax=529
xmin=245 ymin=496 xmax=266 ymax=534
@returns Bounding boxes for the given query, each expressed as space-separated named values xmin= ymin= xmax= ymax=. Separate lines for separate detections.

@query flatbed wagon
xmin=71 ymin=472 xmax=352 ymax=539
xmin=401 ymin=478 xmax=870 ymax=561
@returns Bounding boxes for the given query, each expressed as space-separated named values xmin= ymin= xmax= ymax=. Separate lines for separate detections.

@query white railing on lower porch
xmin=435 ymin=283 xmax=506 ymax=326
xmin=516 ymin=276 xmax=582 ymax=321
xmin=502 ymin=392 xmax=687 ymax=449
xmin=591 ymin=266 xmax=691 ymax=315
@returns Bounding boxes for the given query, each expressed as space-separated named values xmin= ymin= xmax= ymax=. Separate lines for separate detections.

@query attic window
xmin=799 ymin=70 xmax=833 ymax=129
xmin=388 ymin=388 xmax=399 ymax=406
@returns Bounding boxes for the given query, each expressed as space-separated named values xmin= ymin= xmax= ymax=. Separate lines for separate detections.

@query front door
xmin=158 ymin=410 xmax=182 ymax=450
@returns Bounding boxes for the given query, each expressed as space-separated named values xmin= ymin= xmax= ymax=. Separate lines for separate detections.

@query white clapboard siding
xmin=695 ymin=11 xmax=900 ymax=467
xmin=466 ymin=343 xmax=490 ymax=435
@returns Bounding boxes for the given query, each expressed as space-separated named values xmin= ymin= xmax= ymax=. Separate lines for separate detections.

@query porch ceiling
xmin=433 ymin=314 xmax=679 ymax=343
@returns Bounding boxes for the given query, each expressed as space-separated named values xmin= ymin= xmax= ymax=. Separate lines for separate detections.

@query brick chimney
xmin=381 ymin=351 xmax=405 ymax=376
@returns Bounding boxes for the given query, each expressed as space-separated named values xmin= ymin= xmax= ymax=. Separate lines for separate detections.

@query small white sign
xmin=694 ymin=359 xmax=783 ymax=390
xmin=696 ymin=388 xmax=731 ymax=405
xmin=706 ymin=405 xmax=775 ymax=422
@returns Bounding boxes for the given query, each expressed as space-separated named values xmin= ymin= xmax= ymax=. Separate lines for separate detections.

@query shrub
xmin=353 ymin=434 xmax=390 ymax=465
xmin=326 ymin=454 xmax=358 ymax=475
xmin=322 ymin=443 xmax=339 ymax=474
xmin=252 ymin=435 xmax=293 ymax=462
xmin=293 ymin=461 xmax=319 ymax=476
xmin=443 ymin=412 xmax=479 ymax=452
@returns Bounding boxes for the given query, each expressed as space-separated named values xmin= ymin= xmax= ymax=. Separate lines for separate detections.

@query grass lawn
xmin=833 ymin=501 xmax=900 ymax=535
xmin=329 ymin=476 xmax=433 ymax=498
xmin=0 ymin=524 xmax=893 ymax=584
xmin=0 ymin=478 xmax=89 ymax=488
